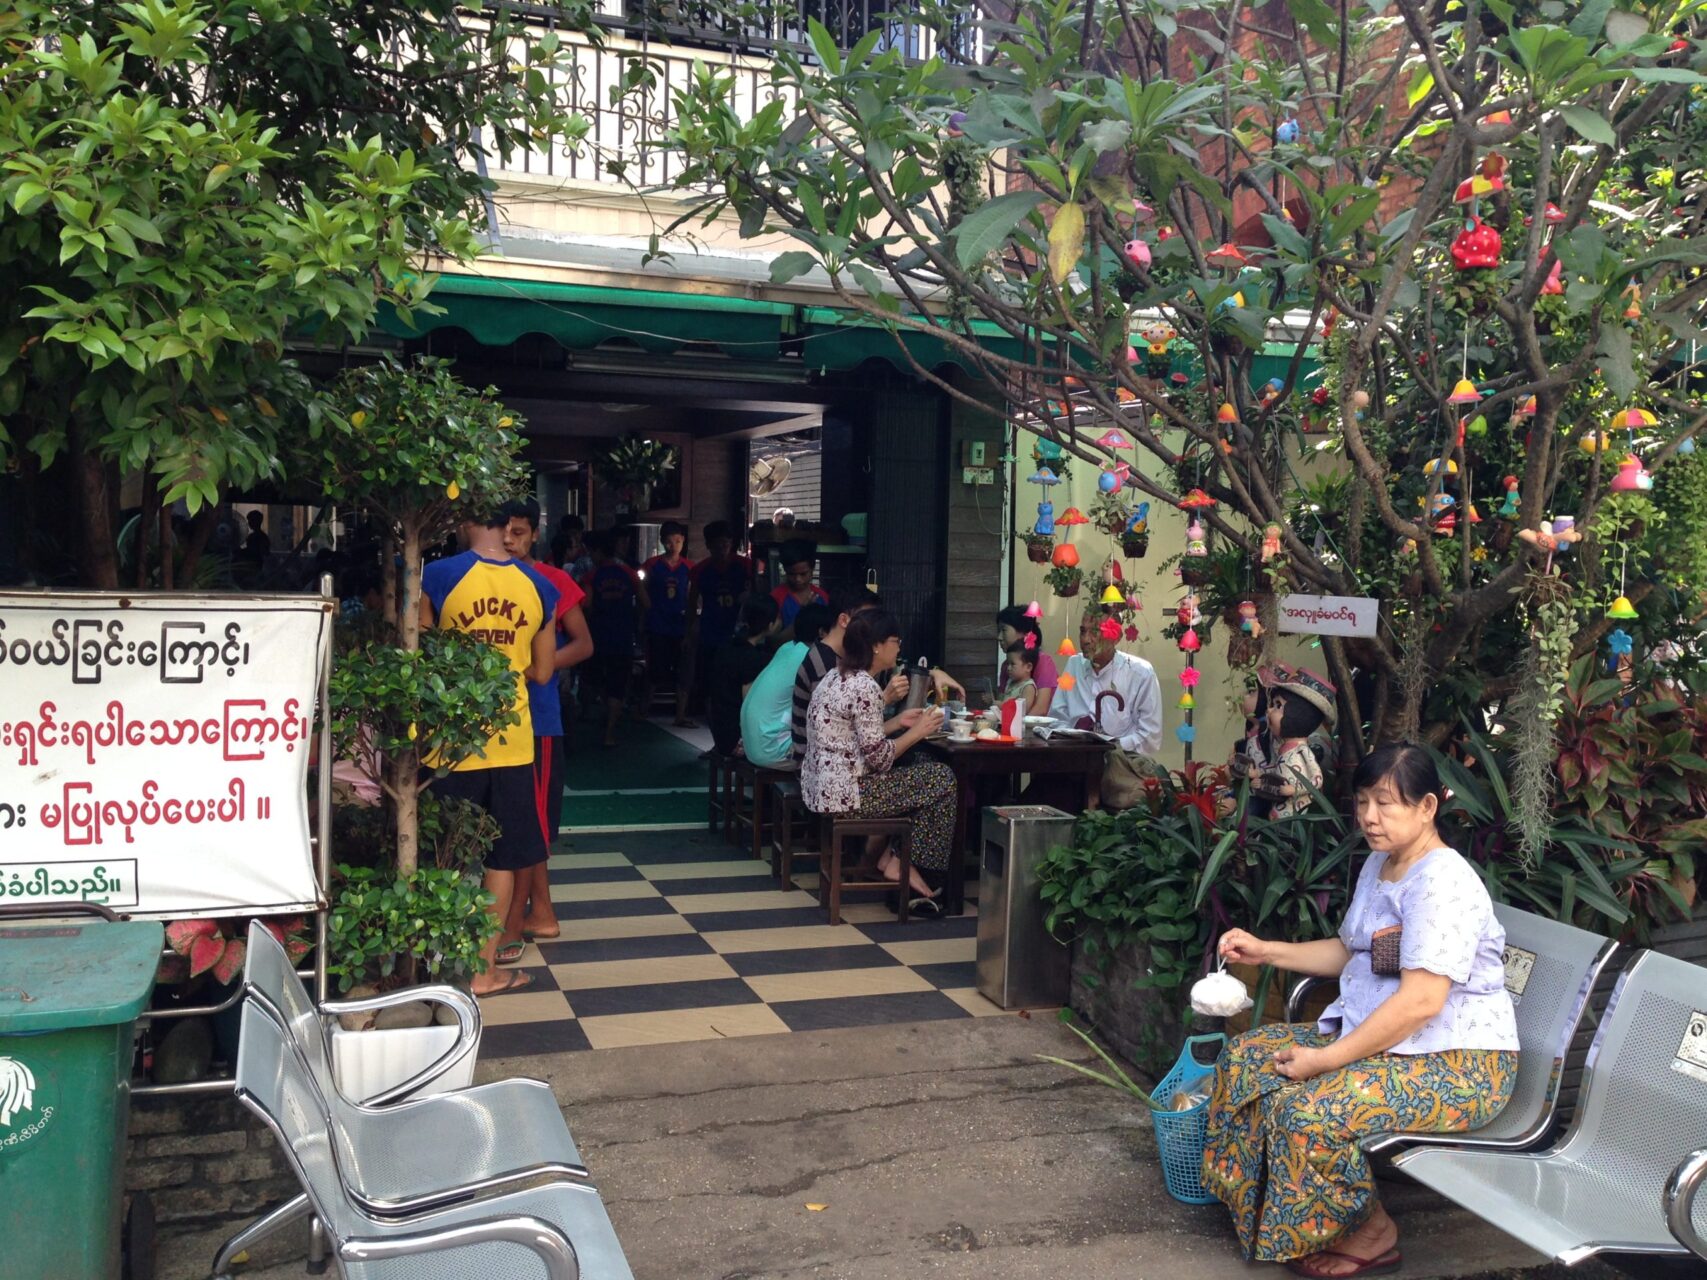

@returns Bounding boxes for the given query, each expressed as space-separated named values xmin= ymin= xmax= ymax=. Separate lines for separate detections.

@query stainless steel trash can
xmin=976 ymin=805 xmax=1075 ymax=1009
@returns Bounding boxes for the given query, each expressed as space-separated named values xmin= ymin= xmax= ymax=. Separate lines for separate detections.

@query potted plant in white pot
xmin=303 ymin=358 xmax=533 ymax=1096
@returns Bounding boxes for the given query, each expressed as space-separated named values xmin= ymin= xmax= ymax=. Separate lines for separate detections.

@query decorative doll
xmin=1184 ymin=519 xmax=1208 ymax=557
xmin=1238 ymin=600 xmax=1261 ymax=637
xmin=1498 ymin=475 xmax=1521 ymax=518
xmin=1138 ymin=320 xmax=1177 ymax=379
xmin=1034 ymin=500 xmax=1055 ymax=537
xmin=1258 ymin=675 xmax=1333 ymax=818
xmin=1261 ymin=523 xmax=1283 ymax=562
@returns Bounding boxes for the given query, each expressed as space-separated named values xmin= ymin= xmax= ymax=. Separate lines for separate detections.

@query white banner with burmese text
xmin=0 ymin=593 xmax=331 ymax=918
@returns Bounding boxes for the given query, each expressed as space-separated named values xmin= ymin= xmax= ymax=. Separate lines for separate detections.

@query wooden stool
xmin=816 ymin=814 xmax=912 ymax=926
xmin=707 ymin=753 xmax=737 ymax=841
xmin=769 ymin=778 xmax=816 ymax=890
xmin=734 ymin=758 xmax=796 ymax=860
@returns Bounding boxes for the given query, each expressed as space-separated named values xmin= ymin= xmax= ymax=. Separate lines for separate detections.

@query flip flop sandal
xmin=495 ymin=941 xmax=528 ymax=966
xmin=477 ymin=971 xmax=536 ymax=999
xmin=907 ymin=896 xmax=944 ymax=919
xmin=1285 ymin=1247 xmax=1401 ymax=1278
xmin=521 ymin=930 xmax=561 ymax=942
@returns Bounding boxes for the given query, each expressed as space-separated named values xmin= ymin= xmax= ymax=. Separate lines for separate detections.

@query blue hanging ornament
xmin=1275 ymin=118 xmax=1301 ymax=144
xmin=1176 ymin=723 xmax=1196 ymax=744
xmin=1606 ymin=629 xmax=1633 ymax=669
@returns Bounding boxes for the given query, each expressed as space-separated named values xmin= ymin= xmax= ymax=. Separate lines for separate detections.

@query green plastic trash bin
xmin=0 ymin=915 xmax=163 ymax=1280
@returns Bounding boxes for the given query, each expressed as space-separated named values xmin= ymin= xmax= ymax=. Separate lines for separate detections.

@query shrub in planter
xmin=1122 ymin=533 xmax=1149 ymax=559
xmin=1026 ymin=534 xmax=1054 ymax=563
xmin=325 ymin=864 xmax=500 ymax=994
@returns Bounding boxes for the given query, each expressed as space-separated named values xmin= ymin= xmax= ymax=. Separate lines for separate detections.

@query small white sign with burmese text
xmin=1277 ymin=594 xmax=1380 ymax=638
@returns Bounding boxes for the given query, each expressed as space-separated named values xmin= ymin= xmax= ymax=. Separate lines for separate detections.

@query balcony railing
xmin=485 ymin=2 xmax=982 ymax=189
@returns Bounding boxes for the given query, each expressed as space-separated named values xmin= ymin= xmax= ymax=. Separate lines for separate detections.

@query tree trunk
xmin=393 ymin=522 xmax=426 ymax=877
xmin=74 ymin=438 xmax=120 ymax=589
xmin=135 ymin=471 xmax=156 ymax=589
xmin=159 ymin=503 xmax=174 ymax=590
xmin=177 ymin=502 xmax=220 ymax=585
xmin=382 ymin=532 xmax=399 ymax=632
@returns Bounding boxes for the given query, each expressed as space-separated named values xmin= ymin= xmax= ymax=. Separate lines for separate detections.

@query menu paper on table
xmin=0 ymin=593 xmax=332 ymax=919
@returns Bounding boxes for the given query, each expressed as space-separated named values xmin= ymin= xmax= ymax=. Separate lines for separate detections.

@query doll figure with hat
xmin=1256 ymin=671 xmax=1337 ymax=818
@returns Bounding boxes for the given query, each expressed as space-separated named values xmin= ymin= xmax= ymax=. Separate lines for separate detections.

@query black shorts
xmin=646 ymin=632 xmax=684 ymax=683
xmin=531 ymin=736 xmax=565 ymax=848
xmin=432 ymin=763 xmax=548 ymax=872
xmin=585 ymin=650 xmax=631 ymax=700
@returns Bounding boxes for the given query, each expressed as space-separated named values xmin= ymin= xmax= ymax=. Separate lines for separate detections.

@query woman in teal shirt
xmin=741 ymin=604 xmax=833 ymax=765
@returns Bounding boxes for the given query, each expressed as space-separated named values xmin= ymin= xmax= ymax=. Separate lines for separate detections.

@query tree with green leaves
xmin=315 ymin=357 xmax=532 ymax=875
xmin=661 ymin=0 xmax=1707 ymax=760
xmin=0 ymin=0 xmax=593 ymax=586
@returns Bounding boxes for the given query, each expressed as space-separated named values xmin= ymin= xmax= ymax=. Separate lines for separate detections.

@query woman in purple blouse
xmin=801 ymin=610 xmax=954 ymax=904
xmin=1200 ymin=744 xmax=1519 ymax=1278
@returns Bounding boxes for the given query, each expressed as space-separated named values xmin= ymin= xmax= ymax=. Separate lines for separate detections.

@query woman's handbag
xmin=1100 ymin=747 xmax=1165 ymax=812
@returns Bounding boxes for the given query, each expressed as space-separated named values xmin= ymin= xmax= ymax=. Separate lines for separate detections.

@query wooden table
xmin=920 ymin=736 xmax=1112 ymax=916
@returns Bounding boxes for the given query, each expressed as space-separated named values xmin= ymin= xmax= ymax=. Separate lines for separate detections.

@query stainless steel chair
xmin=1284 ymin=902 xmax=1619 ymax=1154
xmin=234 ymin=1001 xmax=636 ymax=1279
xmin=1393 ymin=950 xmax=1707 ymax=1264
xmin=215 ymin=924 xmax=592 ymax=1275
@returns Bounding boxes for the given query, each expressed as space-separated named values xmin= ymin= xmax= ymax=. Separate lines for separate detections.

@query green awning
xmin=379 ymin=274 xmax=1036 ymax=373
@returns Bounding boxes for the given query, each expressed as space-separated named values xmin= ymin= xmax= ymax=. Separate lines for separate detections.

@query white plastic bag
xmin=1190 ymin=959 xmax=1253 ymax=1018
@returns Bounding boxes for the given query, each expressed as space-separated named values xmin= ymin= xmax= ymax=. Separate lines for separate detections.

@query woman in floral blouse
xmin=1201 ymin=743 xmax=1519 ymax=1278
xmin=801 ymin=609 xmax=953 ymax=903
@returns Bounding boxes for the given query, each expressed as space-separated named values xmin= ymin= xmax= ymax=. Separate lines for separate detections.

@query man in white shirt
xmin=1054 ymin=610 xmax=1163 ymax=757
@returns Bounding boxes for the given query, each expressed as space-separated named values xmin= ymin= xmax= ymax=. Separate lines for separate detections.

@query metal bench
xmin=1284 ymin=902 xmax=1619 ymax=1154
xmin=1393 ymin=949 xmax=1707 ymax=1264
xmin=215 ymin=924 xmax=592 ymax=1275
xmin=234 ymin=1001 xmax=636 ymax=1279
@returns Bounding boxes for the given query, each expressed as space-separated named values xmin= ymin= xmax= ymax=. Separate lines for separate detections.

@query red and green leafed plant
xmin=160 ymin=916 xmax=312 ymax=987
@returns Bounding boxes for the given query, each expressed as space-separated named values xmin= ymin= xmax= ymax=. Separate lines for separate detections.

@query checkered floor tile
xmin=479 ymin=828 xmax=1004 ymax=1056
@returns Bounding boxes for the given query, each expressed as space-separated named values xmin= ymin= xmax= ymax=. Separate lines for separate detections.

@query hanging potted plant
xmin=1090 ymin=490 xmax=1132 ymax=538
xmin=1026 ymin=532 xmax=1055 ymax=563
xmin=1046 ymin=544 xmax=1083 ymax=597
xmin=597 ymin=433 xmax=677 ymax=516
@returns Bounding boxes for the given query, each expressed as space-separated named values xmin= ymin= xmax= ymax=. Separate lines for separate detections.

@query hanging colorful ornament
xmin=1206 ymin=243 xmax=1252 ymax=269
xmin=1678 ymin=435 xmax=1696 ymax=456
xmin=1057 ymin=506 xmax=1089 ymax=527
xmin=1607 ymin=595 xmax=1639 ymax=620
xmin=1610 ymin=454 xmax=1654 ymax=492
xmin=1124 ymin=625 xmax=1140 ymax=642
xmin=1179 ymin=488 xmax=1217 ymax=510
xmin=1176 ymin=723 xmax=1196 ymax=743
xmin=1033 ymin=500 xmax=1055 ymax=536
xmin=1259 ymin=377 xmax=1285 ymax=408
xmin=1133 ymin=200 xmax=1155 ymax=222
xmin=1499 ymin=476 xmax=1521 ymax=518
xmin=1057 ymin=638 xmax=1078 ymax=657
xmin=1024 ymin=600 xmax=1042 ymax=619
xmin=1514 ymin=394 xmax=1538 ymax=418
xmin=1622 ymin=284 xmax=1643 ymax=320
xmin=1238 ymin=601 xmax=1261 ymax=637
xmin=1217 ymin=402 xmax=1240 ymax=427
xmin=1606 ymin=629 xmax=1634 ymax=670
xmin=1028 ymin=465 xmax=1061 ymax=485
xmin=1261 ymin=523 xmax=1283 ymax=562
xmin=1099 ymin=583 xmax=1125 ymax=606
xmin=1023 ymin=632 xmax=1038 ymax=651
xmin=1539 ymin=255 xmax=1564 ymax=296
xmin=1097 ymin=467 xmax=1125 ymax=494
xmin=1550 ymin=515 xmax=1577 ymax=550
xmin=1518 ymin=519 xmax=1582 ymax=553
xmin=1137 ymin=321 xmax=1177 ymax=379
xmin=945 ymin=111 xmax=967 ymax=137
xmin=1057 ymin=673 xmax=1076 ymax=691
xmin=1096 ymin=427 xmax=1134 ymax=450
xmin=1275 ymin=117 xmax=1301 ymax=144
xmin=1179 ymin=628 xmax=1202 ymax=653
xmin=1179 ymin=691 xmax=1197 ymax=710
xmin=1124 ymin=238 xmax=1153 ymax=271
xmin=1608 ymin=407 xmax=1657 ymax=432
xmin=1450 ymin=216 xmax=1502 ymax=271
xmin=1447 ymin=378 xmax=1481 ymax=405
xmin=1184 ymin=519 xmax=1208 ymax=557
xmin=1179 ymin=666 xmax=1202 ymax=688
xmin=1426 ymin=456 xmax=1459 ymax=477
xmin=1051 ymin=543 xmax=1080 ymax=568
xmin=1177 ymin=593 xmax=1202 ymax=628
xmin=1099 ymin=617 xmax=1122 ymax=641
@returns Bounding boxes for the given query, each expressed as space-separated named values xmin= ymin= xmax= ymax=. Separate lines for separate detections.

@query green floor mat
xmin=562 ymin=789 xmax=706 ymax=829
xmin=563 ymin=718 xmax=707 ymax=792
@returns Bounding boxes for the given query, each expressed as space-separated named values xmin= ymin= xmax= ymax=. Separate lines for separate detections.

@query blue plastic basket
xmin=1148 ymin=1033 xmax=1225 ymax=1205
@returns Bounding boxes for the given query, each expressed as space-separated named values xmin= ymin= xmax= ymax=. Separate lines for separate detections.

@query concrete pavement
xmin=161 ymin=1013 xmax=1633 ymax=1279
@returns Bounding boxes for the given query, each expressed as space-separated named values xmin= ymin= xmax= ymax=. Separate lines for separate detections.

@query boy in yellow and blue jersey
xmin=420 ymin=507 xmax=559 ymax=998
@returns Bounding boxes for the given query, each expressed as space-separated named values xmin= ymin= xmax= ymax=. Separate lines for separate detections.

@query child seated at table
xmin=997 ymin=642 xmax=1048 ymax=716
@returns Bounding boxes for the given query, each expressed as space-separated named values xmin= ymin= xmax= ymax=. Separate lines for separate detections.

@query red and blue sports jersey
xmin=642 ymin=554 xmax=693 ymax=638
xmin=526 ymin=559 xmax=584 ymax=740
xmin=585 ymin=560 xmax=642 ymax=655
xmin=422 ymin=551 xmax=558 ymax=769
xmin=770 ymin=582 xmax=829 ymax=629
xmin=692 ymin=555 xmax=751 ymax=649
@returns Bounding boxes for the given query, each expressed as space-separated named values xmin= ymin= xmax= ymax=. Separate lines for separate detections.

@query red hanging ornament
xmin=1450 ymin=216 xmax=1502 ymax=271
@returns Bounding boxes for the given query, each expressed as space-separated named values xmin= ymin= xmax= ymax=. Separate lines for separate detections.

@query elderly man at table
xmin=1054 ymin=611 xmax=1163 ymax=757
